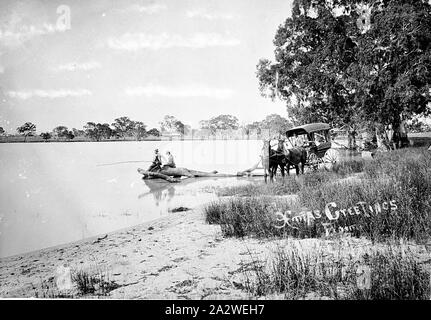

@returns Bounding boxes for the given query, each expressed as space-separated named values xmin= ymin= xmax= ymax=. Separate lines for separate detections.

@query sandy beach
xmin=1 ymin=196 xmax=431 ymax=299
xmin=0 ymin=202 xmax=268 ymax=299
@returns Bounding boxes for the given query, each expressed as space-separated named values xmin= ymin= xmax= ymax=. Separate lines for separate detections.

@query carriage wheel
xmin=323 ymin=148 xmax=340 ymax=170
xmin=306 ymin=152 xmax=322 ymax=172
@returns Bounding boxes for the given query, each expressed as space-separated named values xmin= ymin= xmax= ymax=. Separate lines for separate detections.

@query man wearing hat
xmin=148 ymin=149 xmax=162 ymax=172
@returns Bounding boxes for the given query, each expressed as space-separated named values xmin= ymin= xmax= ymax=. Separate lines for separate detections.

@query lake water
xmin=0 ymin=140 xmax=265 ymax=258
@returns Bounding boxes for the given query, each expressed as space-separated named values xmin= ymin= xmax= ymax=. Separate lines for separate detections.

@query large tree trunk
xmin=138 ymin=167 xmax=237 ymax=182
xmin=137 ymin=169 xmax=180 ymax=182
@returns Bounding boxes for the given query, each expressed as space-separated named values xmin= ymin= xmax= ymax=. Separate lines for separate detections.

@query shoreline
xmin=1 ymin=197 xmax=430 ymax=299
xmin=0 ymin=202 xmax=265 ymax=299
xmin=0 ymin=207 xmax=183 ymax=262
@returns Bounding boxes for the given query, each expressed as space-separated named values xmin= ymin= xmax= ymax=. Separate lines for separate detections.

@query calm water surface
xmin=0 ymin=140 xmax=263 ymax=258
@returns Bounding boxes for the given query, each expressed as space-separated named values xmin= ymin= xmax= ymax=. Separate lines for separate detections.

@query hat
xmin=155 ymin=149 xmax=159 ymax=152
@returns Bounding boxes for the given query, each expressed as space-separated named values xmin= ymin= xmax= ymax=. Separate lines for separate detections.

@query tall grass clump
xmin=243 ymin=245 xmax=354 ymax=299
xmin=215 ymin=178 xmax=301 ymax=197
xmin=349 ymin=248 xmax=431 ymax=300
xmin=332 ymin=158 xmax=366 ymax=176
xmin=298 ymin=148 xmax=431 ymax=241
xmin=243 ymin=245 xmax=430 ymax=300
xmin=72 ymin=267 xmax=119 ymax=296
xmin=204 ymin=197 xmax=309 ymax=238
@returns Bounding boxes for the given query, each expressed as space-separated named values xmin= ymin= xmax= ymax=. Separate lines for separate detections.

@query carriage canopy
xmin=285 ymin=123 xmax=330 ymax=138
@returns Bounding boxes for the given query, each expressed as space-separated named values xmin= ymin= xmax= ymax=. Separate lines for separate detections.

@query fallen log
xmin=137 ymin=169 xmax=181 ymax=182
xmin=137 ymin=167 xmax=238 ymax=182
xmin=236 ymin=158 xmax=264 ymax=176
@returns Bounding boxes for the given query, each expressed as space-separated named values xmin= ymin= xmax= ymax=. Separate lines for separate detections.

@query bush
xmin=298 ymin=148 xmax=431 ymax=241
xmin=242 ymin=244 xmax=430 ymax=300
xmin=332 ymin=158 xmax=366 ymax=176
xmin=215 ymin=179 xmax=301 ymax=197
xmin=350 ymin=248 xmax=431 ymax=300
xmin=204 ymin=197 xmax=299 ymax=238
xmin=207 ymin=148 xmax=431 ymax=242
xmin=72 ymin=267 xmax=119 ymax=296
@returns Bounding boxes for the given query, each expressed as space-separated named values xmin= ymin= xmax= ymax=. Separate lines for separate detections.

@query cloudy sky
xmin=0 ymin=0 xmax=292 ymax=132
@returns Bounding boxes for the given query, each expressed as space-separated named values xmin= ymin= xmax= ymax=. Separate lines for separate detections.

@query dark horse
xmin=262 ymin=140 xmax=289 ymax=183
xmin=284 ymin=147 xmax=307 ymax=175
xmin=273 ymin=139 xmax=307 ymax=177
xmin=262 ymin=140 xmax=282 ymax=183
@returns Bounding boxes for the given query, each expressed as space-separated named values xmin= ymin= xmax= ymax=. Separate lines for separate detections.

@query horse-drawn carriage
xmin=238 ymin=122 xmax=341 ymax=181
xmin=285 ymin=122 xmax=340 ymax=171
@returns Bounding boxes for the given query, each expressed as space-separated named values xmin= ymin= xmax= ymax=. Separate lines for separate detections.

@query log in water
xmin=137 ymin=167 xmax=238 ymax=182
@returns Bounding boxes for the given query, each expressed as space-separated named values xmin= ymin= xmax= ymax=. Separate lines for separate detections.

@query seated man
xmin=162 ymin=151 xmax=176 ymax=169
xmin=148 ymin=149 xmax=162 ymax=172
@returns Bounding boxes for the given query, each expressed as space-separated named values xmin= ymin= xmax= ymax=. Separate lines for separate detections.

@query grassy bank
xmin=242 ymin=243 xmax=430 ymax=300
xmin=205 ymin=148 xmax=431 ymax=299
xmin=206 ymin=148 xmax=431 ymax=242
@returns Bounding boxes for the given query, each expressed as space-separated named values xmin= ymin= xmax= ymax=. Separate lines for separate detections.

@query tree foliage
xmin=199 ymin=114 xmax=239 ymax=134
xmin=260 ymin=114 xmax=293 ymax=135
xmin=244 ymin=114 xmax=293 ymax=136
xmin=147 ymin=128 xmax=161 ymax=137
xmin=53 ymin=126 xmax=74 ymax=140
xmin=40 ymin=132 xmax=52 ymax=141
xmin=84 ymin=122 xmax=112 ymax=141
xmin=132 ymin=121 xmax=147 ymax=140
xmin=17 ymin=122 xmax=36 ymax=141
xmin=257 ymin=0 xmax=431 ymax=138
xmin=160 ymin=115 xmax=186 ymax=134
xmin=112 ymin=117 xmax=135 ymax=139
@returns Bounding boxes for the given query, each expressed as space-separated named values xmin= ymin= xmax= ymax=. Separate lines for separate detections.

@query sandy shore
xmin=0 ymin=202 xmax=274 ymax=299
xmin=1 ymin=200 xmax=430 ymax=299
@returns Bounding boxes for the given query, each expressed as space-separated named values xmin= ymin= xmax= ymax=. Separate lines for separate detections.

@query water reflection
xmin=140 ymin=179 xmax=176 ymax=206
xmin=0 ymin=141 xmax=357 ymax=258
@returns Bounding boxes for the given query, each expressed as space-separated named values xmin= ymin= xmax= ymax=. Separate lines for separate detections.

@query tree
xmin=0 ymin=127 xmax=5 ymax=136
xmin=132 ymin=121 xmax=147 ymax=140
xmin=84 ymin=122 xmax=102 ymax=141
xmin=17 ymin=122 xmax=36 ymax=142
xmin=260 ymin=114 xmax=293 ymax=136
xmin=64 ymin=130 xmax=75 ymax=141
xmin=257 ymin=0 xmax=431 ymax=149
xmin=199 ymin=114 xmax=239 ymax=134
xmin=40 ymin=132 xmax=52 ymax=142
xmin=72 ymin=128 xmax=85 ymax=137
xmin=354 ymin=1 xmax=431 ymax=148
xmin=112 ymin=117 xmax=135 ymax=139
xmin=184 ymin=124 xmax=192 ymax=136
xmin=53 ymin=126 xmax=69 ymax=140
xmin=243 ymin=121 xmax=262 ymax=136
xmin=83 ymin=123 xmax=112 ymax=141
xmin=147 ymin=128 xmax=161 ymax=137
xmin=257 ymin=0 xmax=362 ymax=148
xmin=160 ymin=115 xmax=186 ymax=135
xmin=98 ymin=123 xmax=112 ymax=140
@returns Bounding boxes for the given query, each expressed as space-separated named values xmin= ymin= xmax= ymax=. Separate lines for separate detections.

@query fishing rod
xmin=96 ymin=160 xmax=153 ymax=167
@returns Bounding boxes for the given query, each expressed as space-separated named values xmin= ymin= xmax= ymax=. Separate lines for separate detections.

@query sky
xmin=0 ymin=0 xmax=293 ymax=132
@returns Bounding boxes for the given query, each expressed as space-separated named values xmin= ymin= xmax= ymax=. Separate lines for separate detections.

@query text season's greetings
xmin=275 ymin=200 xmax=398 ymax=236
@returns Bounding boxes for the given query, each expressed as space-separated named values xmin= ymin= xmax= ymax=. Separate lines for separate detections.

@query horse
xmin=272 ymin=139 xmax=306 ymax=176
xmin=284 ymin=147 xmax=307 ymax=175
xmin=262 ymin=140 xmax=288 ymax=183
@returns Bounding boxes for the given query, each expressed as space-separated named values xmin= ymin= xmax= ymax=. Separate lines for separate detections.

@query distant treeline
xmin=0 ymin=113 xmax=430 ymax=143
xmin=0 ymin=114 xmax=295 ymax=143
